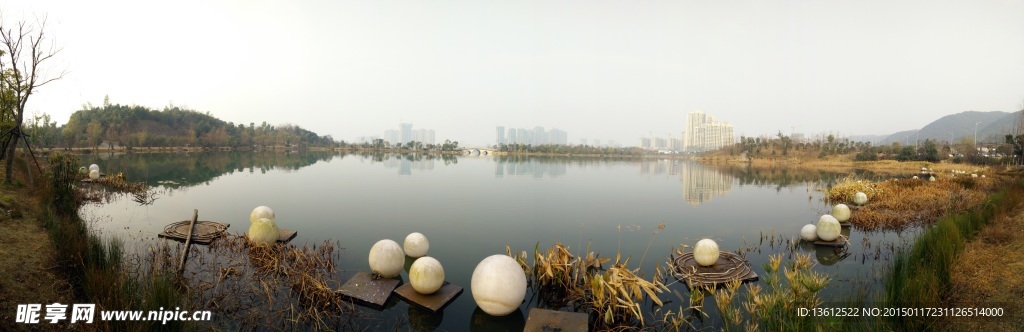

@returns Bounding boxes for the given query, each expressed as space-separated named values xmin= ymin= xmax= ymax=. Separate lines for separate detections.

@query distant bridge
xmin=459 ymin=147 xmax=497 ymax=156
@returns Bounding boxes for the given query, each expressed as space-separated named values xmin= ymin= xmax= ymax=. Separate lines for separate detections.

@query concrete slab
xmin=337 ymin=271 xmax=400 ymax=309
xmin=393 ymin=282 xmax=463 ymax=313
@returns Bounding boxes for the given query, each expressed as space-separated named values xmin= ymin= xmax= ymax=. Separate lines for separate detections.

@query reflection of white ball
xmin=248 ymin=218 xmax=279 ymax=246
xmin=249 ymin=206 xmax=275 ymax=224
xmin=853 ymin=192 xmax=868 ymax=206
xmin=832 ymin=204 xmax=851 ymax=222
xmin=694 ymin=239 xmax=720 ymax=267
xmin=817 ymin=215 xmax=841 ymax=242
xmin=800 ymin=224 xmax=818 ymax=241
xmin=404 ymin=232 xmax=429 ymax=258
xmin=89 ymin=170 xmax=100 ymax=180
xmin=410 ymin=256 xmax=445 ymax=294
xmin=89 ymin=164 xmax=99 ymax=172
xmin=369 ymin=239 xmax=405 ymax=278
xmin=471 ymin=255 xmax=526 ymax=316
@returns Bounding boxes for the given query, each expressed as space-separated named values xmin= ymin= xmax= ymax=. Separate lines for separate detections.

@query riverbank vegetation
xmin=827 ymin=175 xmax=999 ymax=231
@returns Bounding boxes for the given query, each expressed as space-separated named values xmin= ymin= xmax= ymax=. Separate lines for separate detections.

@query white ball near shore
xmin=89 ymin=164 xmax=99 ymax=172
xmin=694 ymin=238 xmax=720 ymax=267
xmin=249 ymin=206 xmax=275 ymax=224
xmin=409 ymin=256 xmax=445 ymax=294
xmin=853 ymin=192 xmax=868 ymax=206
xmin=800 ymin=224 xmax=818 ymax=241
xmin=89 ymin=170 xmax=100 ymax=180
xmin=248 ymin=217 xmax=279 ymax=246
xmin=831 ymin=204 xmax=851 ymax=222
xmin=369 ymin=239 xmax=405 ymax=278
xmin=404 ymin=232 xmax=429 ymax=258
xmin=817 ymin=215 xmax=841 ymax=242
xmin=471 ymin=255 xmax=526 ymax=316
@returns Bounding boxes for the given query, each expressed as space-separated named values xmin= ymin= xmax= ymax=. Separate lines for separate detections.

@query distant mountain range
xmin=854 ymin=110 xmax=1022 ymax=145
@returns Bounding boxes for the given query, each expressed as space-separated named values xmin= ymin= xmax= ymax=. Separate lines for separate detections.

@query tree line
xmin=24 ymin=101 xmax=337 ymax=149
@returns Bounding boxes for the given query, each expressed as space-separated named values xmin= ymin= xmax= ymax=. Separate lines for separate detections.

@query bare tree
xmin=0 ymin=17 xmax=64 ymax=184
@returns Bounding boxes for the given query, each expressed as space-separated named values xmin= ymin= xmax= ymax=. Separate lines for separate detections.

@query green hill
xmin=59 ymin=104 xmax=336 ymax=148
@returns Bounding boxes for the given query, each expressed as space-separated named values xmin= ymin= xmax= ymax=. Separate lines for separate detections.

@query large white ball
xmin=694 ymin=238 xmax=720 ymax=267
xmin=816 ymin=215 xmax=841 ymax=242
xmin=404 ymin=232 xmax=429 ymax=258
xmin=471 ymin=255 xmax=526 ymax=316
xmin=831 ymin=204 xmax=851 ymax=222
xmin=249 ymin=206 xmax=275 ymax=224
xmin=89 ymin=170 xmax=100 ymax=180
xmin=409 ymin=256 xmax=445 ymax=294
xmin=853 ymin=192 xmax=868 ymax=206
xmin=248 ymin=217 xmax=279 ymax=246
xmin=800 ymin=224 xmax=818 ymax=241
xmin=89 ymin=164 xmax=99 ymax=172
xmin=369 ymin=239 xmax=405 ymax=278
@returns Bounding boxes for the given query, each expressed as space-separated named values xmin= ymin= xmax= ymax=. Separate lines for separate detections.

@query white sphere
xmin=800 ymin=224 xmax=818 ymax=241
xmin=816 ymin=215 xmax=841 ymax=242
xmin=249 ymin=206 xmax=275 ymax=224
xmin=248 ymin=217 xmax=279 ymax=246
xmin=853 ymin=192 xmax=868 ymax=206
xmin=831 ymin=204 xmax=851 ymax=222
xmin=369 ymin=239 xmax=405 ymax=278
xmin=89 ymin=170 xmax=100 ymax=180
xmin=89 ymin=164 xmax=99 ymax=172
xmin=971 ymin=174 xmax=978 ymax=178
xmin=78 ymin=166 xmax=87 ymax=174
xmin=404 ymin=232 xmax=429 ymax=258
xmin=913 ymin=176 xmax=919 ymax=179
xmin=471 ymin=255 xmax=526 ymax=316
xmin=409 ymin=256 xmax=445 ymax=294
xmin=929 ymin=175 xmax=936 ymax=182
xmin=694 ymin=238 xmax=720 ymax=267
xmin=982 ymin=175 xmax=986 ymax=178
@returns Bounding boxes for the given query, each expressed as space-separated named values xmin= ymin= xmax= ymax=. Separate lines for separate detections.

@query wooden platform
xmin=524 ymin=308 xmax=588 ymax=332
xmin=839 ymin=222 xmax=852 ymax=227
xmin=337 ymin=271 xmax=400 ymax=309
xmin=393 ymin=282 xmax=463 ymax=313
xmin=158 ymin=220 xmax=230 ymax=245
xmin=671 ymin=251 xmax=758 ymax=290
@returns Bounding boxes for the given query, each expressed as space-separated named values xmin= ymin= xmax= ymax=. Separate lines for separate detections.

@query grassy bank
xmin=885 ymin=178 xmax=1024 ymax=331
xmin=39 ymin=153 xmax=190 ymax=331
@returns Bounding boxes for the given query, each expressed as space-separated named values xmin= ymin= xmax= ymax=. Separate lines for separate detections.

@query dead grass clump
xmin=825 ymin=176 xmax=883 ymax=204
xmin=508 ymin=241 xmax=665 ymax=328
xmin=832 ymin=176 xmax=1001 ymax=231
xmin=165 ymin=236 xmax=353 ymax=330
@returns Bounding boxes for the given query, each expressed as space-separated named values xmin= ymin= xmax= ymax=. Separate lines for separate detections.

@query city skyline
xmin=4 ymin=1 xmax=1022 ymax=147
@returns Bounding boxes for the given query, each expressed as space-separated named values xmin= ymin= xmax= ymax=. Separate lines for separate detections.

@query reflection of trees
xmin=716 ymin=164 xmax=874 ymax=192
xmin=83 ymin=151 xmax=336 ymax=189
xmin=494 ymin=155 xmax=568 ymax=178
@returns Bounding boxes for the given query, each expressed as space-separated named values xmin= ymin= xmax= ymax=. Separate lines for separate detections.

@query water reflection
xmin=493 ymin=155 xmax=567 ymax=178
xmin=469 ymin=307 xmax=525 ymax=332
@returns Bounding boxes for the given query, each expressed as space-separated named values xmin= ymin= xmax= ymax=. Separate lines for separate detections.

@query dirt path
xmin=0 ymin=187 xmax=74 ymax=330
xmin=946 ymin=201 xmax=1024 ymax=331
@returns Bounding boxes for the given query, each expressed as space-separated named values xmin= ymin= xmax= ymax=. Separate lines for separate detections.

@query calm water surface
xmin=80 ymin=151 xmax=914 ymax=330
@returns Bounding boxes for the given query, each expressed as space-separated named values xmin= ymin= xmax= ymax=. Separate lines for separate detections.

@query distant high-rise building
xmin=496 ymin=126 xmax=506 ymax=145
xmin=400 ymin=123 xmax=413 ymax=144
xmin=508 ymin=128 xmax=518 ymax=144
xmin=684 ymin=109 xmax=734 ymax=152
xmin=384 ymin=130 xmax=399 ymax=145
xmin=580 ymin=138 xmax=588 ymax=146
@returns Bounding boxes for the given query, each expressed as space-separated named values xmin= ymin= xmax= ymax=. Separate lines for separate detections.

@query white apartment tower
xmin=684 ymin=109 xmax=734 ymax=152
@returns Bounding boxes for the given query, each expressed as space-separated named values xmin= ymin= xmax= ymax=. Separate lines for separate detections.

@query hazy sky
xmin=3 ymin=0 xmax=1023 ymax=146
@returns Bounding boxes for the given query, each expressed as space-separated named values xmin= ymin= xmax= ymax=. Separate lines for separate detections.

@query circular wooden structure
xmin=671 ymin=251 xmax=758 ymax=289
xmin=158 ymin=220 xmax=229 ymax=244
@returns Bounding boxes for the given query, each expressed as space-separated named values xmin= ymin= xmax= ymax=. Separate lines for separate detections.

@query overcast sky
xmin=3 ymin=0 xmax=1023 ymax=146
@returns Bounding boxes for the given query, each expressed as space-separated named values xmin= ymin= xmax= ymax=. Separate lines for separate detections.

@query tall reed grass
xmin=40 ymin=153 xmax=191 ymax=331
xmin=885 ymin=179 xmax=1023 ymax=331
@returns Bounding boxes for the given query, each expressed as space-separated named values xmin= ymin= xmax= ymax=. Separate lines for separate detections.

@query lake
xmin=79 ymin=151 xmax=915 ymax=330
